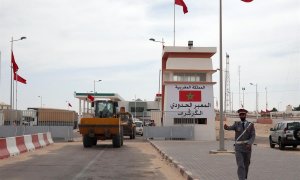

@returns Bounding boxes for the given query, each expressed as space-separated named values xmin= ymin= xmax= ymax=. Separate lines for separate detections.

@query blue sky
xmin=0 ymin=0 xmax=299 ymax=112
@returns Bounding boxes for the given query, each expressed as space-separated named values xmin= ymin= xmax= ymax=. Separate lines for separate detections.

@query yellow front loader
xmin=78 ymin=100 xmax=123 ymax=148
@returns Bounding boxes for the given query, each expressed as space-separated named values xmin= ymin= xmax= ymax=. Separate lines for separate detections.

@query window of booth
xmin=174 ymin=118 xmax=207 ymax=124
xmin=173 ymin=73 xmax=206 ymax=82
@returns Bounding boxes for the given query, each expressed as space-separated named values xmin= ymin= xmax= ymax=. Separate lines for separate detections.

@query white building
xmin=161 ymin=45 xmax=217 ymax=140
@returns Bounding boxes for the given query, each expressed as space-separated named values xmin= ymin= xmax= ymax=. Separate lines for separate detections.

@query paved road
xmin=0 ymin=137 xmax=183 ymax=180
xmin=150 ymin=140 xmax=300 ymax=180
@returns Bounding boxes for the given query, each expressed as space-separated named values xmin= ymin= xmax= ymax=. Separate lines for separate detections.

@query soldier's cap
xmin=237 ymin=108 xmax=248 ymax=114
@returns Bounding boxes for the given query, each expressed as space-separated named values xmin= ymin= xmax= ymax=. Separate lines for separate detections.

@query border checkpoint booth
xmin=160 ymin=44 xmax=217 ymax=141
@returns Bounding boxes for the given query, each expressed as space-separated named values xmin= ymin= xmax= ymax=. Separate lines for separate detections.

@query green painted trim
xmin=75 ymin=93 xmax=116 ymax=96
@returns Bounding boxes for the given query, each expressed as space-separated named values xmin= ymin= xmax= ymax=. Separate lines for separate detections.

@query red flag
xmin=68 ymin=103 xmax=72 ymax=107
xmin=11 ymin=51 xmax=19 ymax=73
xmin=241 ymin=0 xmax=253 ymax=2
xmin=175 ymin=0 xmax=188 ymax=14
xmin=87 ymin=95 xmax=94 ymax=102
xmin=14 ymin=73 xmax=27 ymax=84
xmin=179 ymin=90 xmax=201 ymax=102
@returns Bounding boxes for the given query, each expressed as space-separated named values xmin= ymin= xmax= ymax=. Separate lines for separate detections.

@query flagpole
xmin=173 ymin=0 xmax=176 ymax=46
xmin=16 ymin=73 xmax=18 ymax=110
xmin=10 ymin=37 xmax=14 ymax=126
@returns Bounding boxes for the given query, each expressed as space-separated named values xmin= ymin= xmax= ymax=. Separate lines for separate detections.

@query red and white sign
xmin=165 ymin=84 xmax=214 ymax=118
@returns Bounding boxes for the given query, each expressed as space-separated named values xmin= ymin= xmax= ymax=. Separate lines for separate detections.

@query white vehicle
xmin=269 ymin=121 xmax=300 ymax=150
xmin=134 ymin=120 xmax=143 ymax=136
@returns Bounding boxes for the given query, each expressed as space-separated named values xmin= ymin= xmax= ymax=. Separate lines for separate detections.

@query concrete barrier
xmin=0 ymin=132 xmax=54 ymax=160
xmin=43 ymin=133 xmax=50 ymax=146
xmin=24 ymin=135 xmax=35 ymax=151
xmin=38 ymin=133 xmax=46 ymax=147
xmin=6 ymin=137 xmax=20 ymax=157
xmin=47 ymin=132 xmax=54 ymax=144
xmin=0 ymin=138 xmax=10 ymax=159
xmin=16 ymin=136 xmax=27 ymax=153
xmin=32 ymin=134 xmax=41 ymax=149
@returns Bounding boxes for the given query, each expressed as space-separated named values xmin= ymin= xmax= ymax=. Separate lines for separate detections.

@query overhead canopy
xmin=74 ymin=92 xmax=125 ymax=102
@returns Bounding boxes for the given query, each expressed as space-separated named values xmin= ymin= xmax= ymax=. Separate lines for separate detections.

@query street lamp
xmin=250 ymin=83 xmax=258 ymax=120
xmin=265 ymin=87 xmax=268 ymax=111
xmin=149 ymin=38 xmax=165 ymax=47
xmin=93 ymin=80 xmax=102 ymax=96
xmin=10 ymin=36 xmax=27 ymax=109
xmin=10 ymin=36 xmax=27 ymax=126
xmin=38 ymin=96 xmax=43 ymax=108
xmin=278 ymin=101 xmax=282 ymax=112
xmin=132 ymin=95 xmax=137 ymax=118
xmin=149 ymin=37 xmax=165 ymax=94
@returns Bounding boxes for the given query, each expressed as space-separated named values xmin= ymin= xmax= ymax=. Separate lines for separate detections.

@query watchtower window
xmin=173 ymin=73 xmax=206 ymax=82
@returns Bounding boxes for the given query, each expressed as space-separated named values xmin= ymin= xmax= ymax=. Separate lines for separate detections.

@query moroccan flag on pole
xmin=11 ymin=51 xmax=19 ymax=73
xmin=241 ymin=0 xmax=253 ymax=2
xmin=14 ymin=73 xmax=27 ymax=84
xmin=179 ymin=90 xmax=201 ymax=102
xmin=87 ymin=95 xmax=94 ymax=102
xmin=175 ymin=0 xmax=188 ymax=14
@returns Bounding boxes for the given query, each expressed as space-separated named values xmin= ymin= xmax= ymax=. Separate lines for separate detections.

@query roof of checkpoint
xmin=74 ymin=92 xmax=125 ymax=102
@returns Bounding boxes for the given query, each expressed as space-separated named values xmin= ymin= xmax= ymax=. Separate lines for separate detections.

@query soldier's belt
xmin=235 ymin=140 xmax=249 ymax=144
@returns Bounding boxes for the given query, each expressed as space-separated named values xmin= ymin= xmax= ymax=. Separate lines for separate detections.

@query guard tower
xmin=161 ymin=43 xmax=217 ymax=140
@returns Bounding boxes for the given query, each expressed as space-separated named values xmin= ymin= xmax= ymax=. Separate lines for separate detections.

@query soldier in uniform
xmin=224 ymin=109 xmax=256 ymax=180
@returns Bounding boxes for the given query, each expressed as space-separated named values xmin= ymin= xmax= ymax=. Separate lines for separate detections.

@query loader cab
xmin=94 ymin=100 xmax=118 ymax=118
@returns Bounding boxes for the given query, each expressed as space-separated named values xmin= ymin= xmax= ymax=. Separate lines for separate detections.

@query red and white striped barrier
xmin=32 ymin=134 xmax=41 ymax=149
xmin=16 ymin=136 xmax=27 ymax=154
xmin=0 ymin=138 xmax=10 ymax=159
xmin=24 ymin=135 xmax=35 ymax=152
xmin=38 ymin=133 xmax=46 ymax=147
xmin=0 ymin=132 xmax=54 ymax=160
xmin=47 ymin=132 xmax=54 ymax=144
xmin=6 ymin=137 xmax=20 ymax=157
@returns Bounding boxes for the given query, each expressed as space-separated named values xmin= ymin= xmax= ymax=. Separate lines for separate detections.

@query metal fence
xmin=0 ymin=109 xmax=77 ymax=141
xmin=143 ymin=126 xmax=194 ymax=140
xmin=0 ymin=126 xmax=74 ymax=141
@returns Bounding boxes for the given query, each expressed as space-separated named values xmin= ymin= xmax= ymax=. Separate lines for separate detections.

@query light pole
xmin=0 ymin=51 xmax=2 ymax=99
xmin=38 ymin=96 xmax=43 ymax=108
xmin=242 ymin=87 xmax=245 ymax=108
xmin=250 ymin=83 xmax=258 ymax=120
xmin=149 ymin=38 xmax=165 ymax=47
xmin=132 ymin=95 xmax=137 ymax=118
xmin=265 ymin=87 xmax=268 ymax=111
xmin=10 ymin=36 xmax=26 ymax=126
xmin=149 ymin=38 xmax=164 ymax=94
xmin=278 ymin=101 xmax=282 ymax=111
xmin=93 ymin=80 xmax=102 ymax=95
xmin=218 ymin=0 xmax=225 ymax=151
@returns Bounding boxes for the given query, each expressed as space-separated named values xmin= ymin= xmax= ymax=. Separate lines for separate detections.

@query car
xmin=269 ymin=121 xmax=300 ymax=150
xmin=134 ymin=120 xmax=143 ymax=136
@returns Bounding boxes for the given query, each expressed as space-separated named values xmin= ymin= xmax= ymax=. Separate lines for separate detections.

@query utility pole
xmin=265 ymin=87 xmax=268 ymax=111
xmin=224 ymin=53 xmax=231 ymax=113
xmin=239 ymin=66 xmax=241 ymax=108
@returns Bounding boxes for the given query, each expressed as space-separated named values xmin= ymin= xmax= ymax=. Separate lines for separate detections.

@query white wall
xmin=166 ymin=58 xmax=212 ymax=70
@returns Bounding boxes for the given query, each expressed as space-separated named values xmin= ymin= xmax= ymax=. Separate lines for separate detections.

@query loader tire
xmin=83 ymin=135 xmax=92 ymax=148
xmin=113 ymin=134 xmax=121 ymax=148
xmin=92 ymin=137 xmax=97 ymax=146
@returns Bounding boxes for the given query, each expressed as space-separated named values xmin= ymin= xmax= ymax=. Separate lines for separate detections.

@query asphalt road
xmin=0 ymin=137 xmax=183 ymax=180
